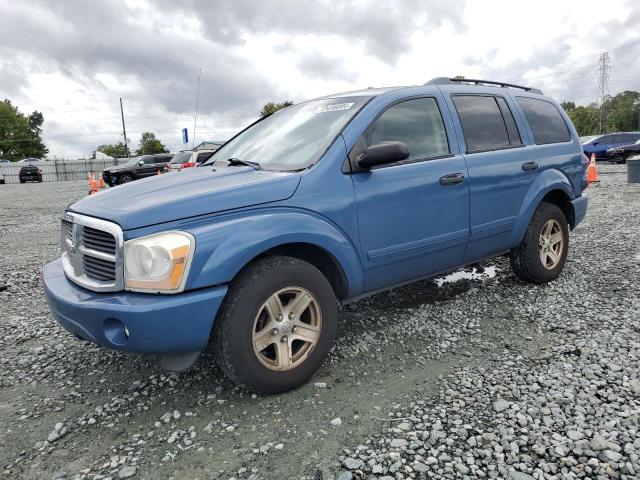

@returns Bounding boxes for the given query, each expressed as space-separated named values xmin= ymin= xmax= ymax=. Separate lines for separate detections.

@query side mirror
xmin=138 ymin=160 xmax=145 ymax=166
xmin=357 ymin=141 xmax=410 ymax=169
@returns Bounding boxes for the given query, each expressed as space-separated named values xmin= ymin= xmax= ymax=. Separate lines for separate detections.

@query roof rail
xmin=425 ymin=77 xmax=543 ymax=95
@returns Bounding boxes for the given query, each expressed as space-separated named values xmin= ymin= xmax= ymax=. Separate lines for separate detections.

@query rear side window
xmin=516 ymin=97 xmax=570 ymax=144
xmin=364 ymin=97 xmax=449 ymax=161
xmin=452 ymin=95 xmax=521 ymax=153
xmin=196 ymin=152 xmax=214 ymax=164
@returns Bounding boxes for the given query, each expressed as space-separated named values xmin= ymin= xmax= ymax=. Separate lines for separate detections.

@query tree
xmin=260 ymin=101 xmax=293 ymax=117
xmin=135 ymin=132 xmax=168 ymax=155
xmin=0 ymin=99 xmax=48 ymax=160
xmin=97 ymin=142 xmax=128 ymax=158
xmin=562 ymin=91 xmax=640 ymax=136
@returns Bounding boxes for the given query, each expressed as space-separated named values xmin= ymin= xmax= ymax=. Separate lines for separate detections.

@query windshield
xmin=126 ymin=156 xmax=143 ymax=165
xmin=205 ymin=96 xmax=370 ymax=170
xmin=580 ymin=135 xmax=597 ymax=144
xmin=170 ymin=152 xmax=193 ymax=164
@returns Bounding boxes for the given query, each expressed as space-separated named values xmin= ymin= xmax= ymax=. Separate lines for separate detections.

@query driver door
xmin=350 ymin=96 xmax=470 ymax=291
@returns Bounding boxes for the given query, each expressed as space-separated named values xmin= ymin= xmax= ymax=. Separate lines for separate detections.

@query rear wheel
xmin=213 ymin=256 xmax=337 ymax=394
xmin=118 ymin=174 xmax=134 ymax=185
xmin=510 ymin=202 xmax=569 ymax=284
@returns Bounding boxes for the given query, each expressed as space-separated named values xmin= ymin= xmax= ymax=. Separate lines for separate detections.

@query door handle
xmin=522 ymin=161 xmax=539 ymax=171
xmin=439 ymin=173 xmax=464 ymax=186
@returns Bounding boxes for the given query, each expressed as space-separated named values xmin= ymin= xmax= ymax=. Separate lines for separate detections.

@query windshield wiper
xmin=225 ymin=157 xmax=262 ymax=170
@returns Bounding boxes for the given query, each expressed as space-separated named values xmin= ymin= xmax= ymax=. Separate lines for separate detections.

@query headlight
xmin=124 ymin=231 xmax=195 ymax=293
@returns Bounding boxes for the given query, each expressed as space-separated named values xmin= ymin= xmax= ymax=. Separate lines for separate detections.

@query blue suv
xmin=43 ymin=77 xmax=589 ymax=393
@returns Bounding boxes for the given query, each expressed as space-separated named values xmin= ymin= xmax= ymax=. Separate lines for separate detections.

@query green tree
xmin=97 ymin=142 xmax=128 ymax=158
xmin=135 ymin=132 xmax=168 ymax=155
xmin=0 ymin=99 xmax=48 ymax=160
xmin=562 ymin=91 xmax=640 ymax=136
xmin=260 ymin=101 xmax=293 ymax=117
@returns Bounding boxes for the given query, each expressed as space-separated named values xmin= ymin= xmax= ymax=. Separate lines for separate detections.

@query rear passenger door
xmin=446 ymin=93 xmax=540 ymax=263
xmin=351 ymin=95 xmax=470 ymax=291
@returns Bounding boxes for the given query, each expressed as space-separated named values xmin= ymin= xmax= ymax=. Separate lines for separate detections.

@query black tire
xmin=19 ymin=179 xmax=25 ymax=184
xmin=510 ymin=202 xmax=569 ymax=284
xmin=118 ymin=174 xmax=134 ymax=185
xmin=37 ymin=177 xmax=42 ymax=183
xmin=213 ymin=256 xmax=337 ymax=394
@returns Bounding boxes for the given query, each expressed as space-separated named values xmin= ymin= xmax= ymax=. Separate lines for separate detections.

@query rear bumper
xmin=570 ymin=195 xmax=588 ymax=228
xmin=43 ymin=258 xmax=227 ymax=354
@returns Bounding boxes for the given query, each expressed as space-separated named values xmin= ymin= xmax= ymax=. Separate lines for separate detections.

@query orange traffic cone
xmin=157 ymin=169 xmax=161 ymax=175
xmin=98 ymin=175 xmax=105 ymax=189
xmin=587 ymin=153 xmax=599 ymax=183
xmin=88 ymin=173 xmax=98 ymax=195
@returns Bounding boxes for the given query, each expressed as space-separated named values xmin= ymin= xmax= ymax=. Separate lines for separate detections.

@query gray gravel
xmin=0 ymin=165 xmax=637 ymax=479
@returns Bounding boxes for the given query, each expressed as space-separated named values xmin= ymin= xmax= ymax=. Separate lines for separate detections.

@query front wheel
xmin=118 ymin=174 xmax=134 ymax=185
xmin=510 ymin=202 xmax=569 ymax=284
xmin=213 ymin=256 xmax=337 ymax=394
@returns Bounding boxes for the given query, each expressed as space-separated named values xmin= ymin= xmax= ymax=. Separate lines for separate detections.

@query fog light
xmin=103 ymin=318 xmax=130 ymax=346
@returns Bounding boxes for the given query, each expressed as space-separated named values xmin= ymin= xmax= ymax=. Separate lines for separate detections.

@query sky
xmin=1 ymin=0 xmax=639 ymax=159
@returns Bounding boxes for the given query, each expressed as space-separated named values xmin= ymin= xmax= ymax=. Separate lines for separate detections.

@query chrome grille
xmin=82 ymin=226 xmax=116 ymax=255
xmin=60 ymin=212 xmax=124 ymax=292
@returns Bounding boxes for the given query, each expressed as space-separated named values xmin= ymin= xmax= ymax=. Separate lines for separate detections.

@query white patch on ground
xmin=435 ymin=266 xmax=498 ymax=287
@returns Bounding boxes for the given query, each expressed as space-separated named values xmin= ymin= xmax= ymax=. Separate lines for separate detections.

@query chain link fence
xmin=0 ymin=158 xmax=130 ymax=184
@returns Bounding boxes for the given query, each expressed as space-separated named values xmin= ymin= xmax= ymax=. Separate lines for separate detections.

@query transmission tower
xmin=597 ymin=52 xmax=611 ymax=134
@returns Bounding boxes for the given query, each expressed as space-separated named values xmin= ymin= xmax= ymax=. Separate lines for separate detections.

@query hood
xmin=70 ymin=166 xmax=301 ymax=230
xmin=103 ymin=164 xmax=134 ymax=173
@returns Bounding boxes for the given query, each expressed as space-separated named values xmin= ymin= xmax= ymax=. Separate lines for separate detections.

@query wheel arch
xmin=185 ymin=209 xmax=364 ymax=299
xmin=511 ymin=169 xmax=576 ymax=245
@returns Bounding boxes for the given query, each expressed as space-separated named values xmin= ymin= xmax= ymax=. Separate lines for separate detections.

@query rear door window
xmin=452 ymin=95 xmax=520 ymax=153
xmin=516 ymin=97 xmax=570 ymax=144
xmin=196 ymin=152 xmax=214 ymax=164
xmin=364 ymin=97 xmax=449 ymax=162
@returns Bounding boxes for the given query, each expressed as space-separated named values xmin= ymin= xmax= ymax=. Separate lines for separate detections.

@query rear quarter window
xmin=516 ymin=97 xmax=570 ymax=144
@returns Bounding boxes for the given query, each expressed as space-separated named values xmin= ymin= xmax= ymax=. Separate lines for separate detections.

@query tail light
xmin=182 ymin=162 xmax=196 ymax=169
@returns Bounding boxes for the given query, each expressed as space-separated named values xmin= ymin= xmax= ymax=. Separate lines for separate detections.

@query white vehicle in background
xmin=163 ymin=149 xmax=218 ymax=172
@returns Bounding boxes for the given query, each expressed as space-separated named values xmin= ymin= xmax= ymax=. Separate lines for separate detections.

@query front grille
xmin=82 ymin=226 xmax=116 ymax=255
xmin=60 ymin=213 xmax=124 ymax=292
xmin=62 ymin=219 xmax=73 ymax=242
xmin=83 ymin=255 xmax=117 ymax=281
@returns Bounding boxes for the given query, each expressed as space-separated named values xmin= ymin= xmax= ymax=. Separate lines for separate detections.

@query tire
xmin=19 ymin=179 xmax=25 ymax=184
xmin=37 ymin=177 xmax=42 ymax=183
xmin=118 ymin=174 xmax=134 ymax=185
xmin=213 ymin=256 xmax=337 ymax=394
xmin=510 ymin=202 xmax=569 ymax=284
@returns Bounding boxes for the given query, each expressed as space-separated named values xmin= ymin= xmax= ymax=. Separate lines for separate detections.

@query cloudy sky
xmin=1 ymin=0 xmax=639 ymax=158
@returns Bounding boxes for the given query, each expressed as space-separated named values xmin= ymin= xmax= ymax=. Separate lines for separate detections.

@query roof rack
xmin=425 ymin=77 xmax=543 ymax=95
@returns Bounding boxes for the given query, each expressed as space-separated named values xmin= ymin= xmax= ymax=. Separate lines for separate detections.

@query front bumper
xmin=570 ymin=195 xmax=588 ymax=228
xmin=43 ymin=258 xmax=227 ymax=354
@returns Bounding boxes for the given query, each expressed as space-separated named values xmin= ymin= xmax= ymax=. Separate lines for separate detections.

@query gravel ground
xmin=0 ymin=164 xmax=638 ymax=480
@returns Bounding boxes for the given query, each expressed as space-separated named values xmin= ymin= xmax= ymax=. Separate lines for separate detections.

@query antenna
xmin=192 ymin=67 xmax=202 ymax=149
xmin=597 ymin=52 xmax=611 ymax=134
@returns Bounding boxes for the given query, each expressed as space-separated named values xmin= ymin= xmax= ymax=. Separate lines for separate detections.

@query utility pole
xmin=120 ymin=98 xmax=129 ymax=157
xmin=597 ymin=52 xmax=611 ymax=134
xmin=192 ymin=68 xmax=202 ymax=149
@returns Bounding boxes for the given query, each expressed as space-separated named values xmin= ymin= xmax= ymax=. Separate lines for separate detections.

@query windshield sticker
xmin=316 ymin=102 xmax=354 ymax=113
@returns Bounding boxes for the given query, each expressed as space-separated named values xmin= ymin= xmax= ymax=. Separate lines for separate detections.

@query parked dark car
xmin=606 ymin=139 xmax=640 ymax=163
xmin=19 ymin=161 xmax=43 ymax=183
xmin=582 ymin=132 xmax=640 ymax=160
xmin=102 ymin=154 xmax=173 ymax=186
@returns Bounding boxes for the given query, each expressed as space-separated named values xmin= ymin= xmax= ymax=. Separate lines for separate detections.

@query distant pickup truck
xmin=102 ymin=154 xmax=173 ymax=186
